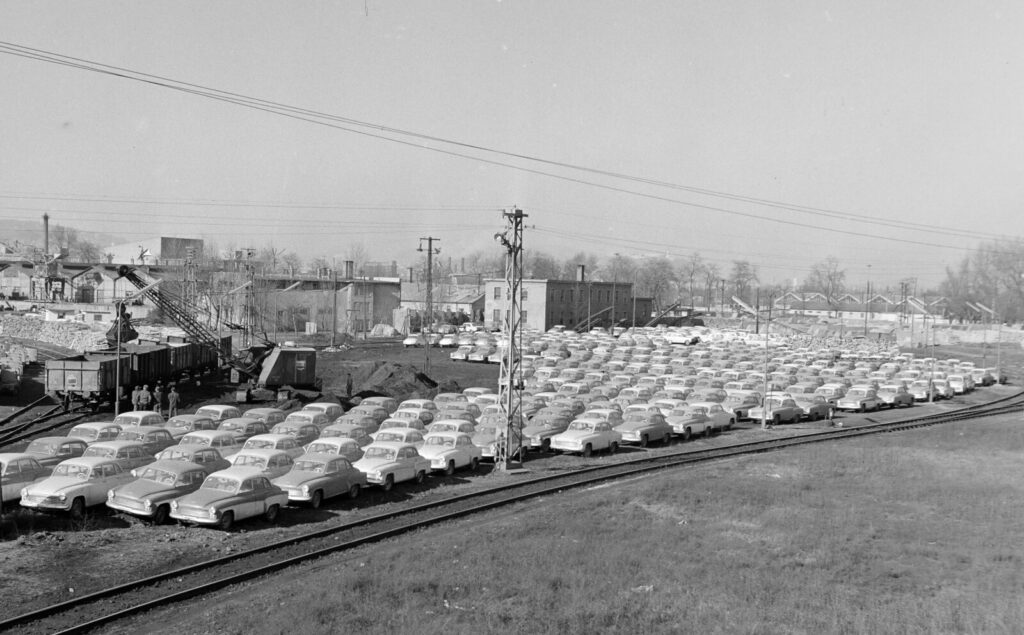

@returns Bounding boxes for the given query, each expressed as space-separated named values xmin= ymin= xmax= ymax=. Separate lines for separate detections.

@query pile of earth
xmin=319 ymin=360 xmax=459 ymax=405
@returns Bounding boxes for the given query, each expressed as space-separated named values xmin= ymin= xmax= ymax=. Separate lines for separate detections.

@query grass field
xmin=125 ymin=409 xmax=1024 ymax=635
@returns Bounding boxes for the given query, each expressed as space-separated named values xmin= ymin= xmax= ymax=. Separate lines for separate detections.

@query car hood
xmin=26 ymin=477 xmax=88 ymax=495
xmin=417 ymin=445 xmax=456 ymax=460
xmin=176 ymin=488 xmax=234 ymax=507
xmin=615 ymin=421 xmax=653 ymax=432
xmin=553 ymin=430 xmax=594 ymax=441
xmin=354 ymin=457 xmax=397 ymax=471
xmin=113 ymin=479 xmax=185 ymax=500
xmin=273 ymin=471 xmax=324 ymax=488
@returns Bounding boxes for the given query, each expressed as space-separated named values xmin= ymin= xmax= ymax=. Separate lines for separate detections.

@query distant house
xmin=483 ymin=278 xmax=649 ymax=332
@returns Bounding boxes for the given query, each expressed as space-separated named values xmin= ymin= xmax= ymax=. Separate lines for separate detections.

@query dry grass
xmin=128 ymin=413 xmax=1024 ymax=635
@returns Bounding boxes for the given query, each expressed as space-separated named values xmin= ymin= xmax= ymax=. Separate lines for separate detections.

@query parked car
xmin=0 ymin=453 xmax=52 ymax=508
xmin=550 ymin=420 xmax=621 ymax=456
xmin=614 ymin=413 xmax=673 ymax=447
xmin=877 ymin=384 xmax=914 ymax=408
xmin=665 ymin=405 xmax=730 ymax=439
xmin=217 ymin=417 xmax=270 ymax=443
xmin=170 ymin=467 xmax=288 ymax=530
xmin=244 ymin=407 xmax=288 ymax=426
xmin=791 ymin=394 xmax=831 ymax=420
xmin=23 ymin=437 xmax=87 ymax=468
xmin=521 ymin=417 xmax=572 ymax=452
xmin=835 ymin=387 xmax=882 ymax=412
xmin=230 ymin=448 xmax=296 ymax=479
xmin=273 ymin=453 xmax=367 ymax=508
xmin=178 ymin=430 xmax=245 ymax=458
xmin=21 ymin=457 xmax=135 ymax=517
xmin=113 ymin=410 xmax=165 ymax=428
xmin=155 ymin=444 xmax=232 ymax=473
xmin=353 ymin=442 xmax=431 ymax=491
xmin=909 ymin=379 xmax=939 ymax=401
xmin=241 ymin=434 xmax=306 ymax=459
xmin=269 ymin=421 xmax=321 ymax=447
xmin=303 ymin=437 xmax=365 ymax=462
xmin=66 ymin=422 xmax=122 ymax=445
xmin=359 ymin=396 xmax=399 ymax=414
xmin=418 ymin=432 xmax=483 ymax=475
xmin=722 ymin=392 xmax=761 ymax=421
xmin=115 ymin=426 xmax=177 ymax=456
xmin=282 ymin=411 xmax=330 ymax=432
xmin=194 ymin=405 xmax=242 ymax=423
xmin=302 ymin=402 xmax=344 ymax=421
xmin=748 ymin=397 xmax=804 ymax=424
xmin=106 ymin=459 xmax=210 ymax=524
xmin=931 ymin=379 xmax=955 ymax=400
xmin=82 ymin=440 xmax=155 ymax=471
xmin=319 ymin=423 xmax=374 ymax=447
xmin=164 ymin=414 xmax=218 ymax=440
xmin=371 ymin=428 xmax=426 ymax=449
xmin=426 ymin=420 xmax=477 ymax=435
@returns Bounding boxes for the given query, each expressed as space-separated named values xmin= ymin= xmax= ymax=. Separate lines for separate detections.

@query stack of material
xmin=0 ymin=316 xmax=107 ymax=352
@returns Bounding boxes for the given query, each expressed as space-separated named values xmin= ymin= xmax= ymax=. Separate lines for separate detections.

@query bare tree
xmin=527 ymin=251 xmax=562 ymax=279
xmin=677 ymin=253 xmax=705 ymax=309
xmin=636 ymin=256 xmax=678 ymax=311
xmin=281 ymin=253 xmax=303 ymax=276
xmin=702 ymin=263 xmax=722 ymax=313
xmin=802 ymin=256 xmax=846 ymax=315
xmin=729 ymin=260 xmax=759 ymax=304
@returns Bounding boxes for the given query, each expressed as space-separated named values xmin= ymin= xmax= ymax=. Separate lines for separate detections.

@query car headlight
xmin=144 ymin=499 xmax=153 ymax=510
xmin=371 ymin=471 xmax=381 ymax=480
xmin=171 ymin=500 xmax=179 ymax=510
xmin=209 ymin=506 xmax=219 ymax=518
xmin=107 ymin=490 xmax=115 ymax=500
xmin=59 ymin=493 xmax=67 ymax=502
xmin=20 ymin=488 xmax=28 ymax=498
xmin=301 ymin=485 xmax=310 ymax=495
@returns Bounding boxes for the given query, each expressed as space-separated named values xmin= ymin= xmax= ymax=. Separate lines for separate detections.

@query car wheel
xmin=726 ymin=419 xmax=734 ymax=430
xmin=609 ymin=442 xmax=618 ymax=454
xmin=153 ymin=504 xmax=170 ymax=525
xmin=444 ymin=461 xmax=455 ymax=476
xmin=773 ymin=415 xmax=781 ymax=426
xmin=470 ymin=457 xmax=480 ymax=471
xmin=683 ymin=428 xmax=691 ymax=441
xmin=640 ymin=435 xmax=649 ymax=448
xmin=382 ymin=474 xmax=395 ymax=492
xmin=541 ymin=438 xmax=551 ymax=452
xmin=311 ymin=490 xmax=324 ymax=509
xmin=858 ymin=405 xmax=865 ymax=413
xmin=415 ymin=470 xmax=426 ymax=484
xmin=705 ymin=425 xmax=713 ymax=438
xmin=218 ymin=511 xmax=234 ymax=531
xmin=264 ymin=504 xmax=280 ymax=523
xmin=70 ymin=497 xmax=86 ymax=520
xmin=663 ymin=432 xmax=672 ymax=444
xmin=348 ymin=483 xmax=361 ymax=499
xmin=582 ymin=444 xmax=593 ymax=457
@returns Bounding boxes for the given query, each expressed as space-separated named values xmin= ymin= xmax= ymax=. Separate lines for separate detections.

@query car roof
xmin=142 ymin=459 xmax=205 ymax=474
xmin=233 ymin=448 xmax=290 ymax=458
xmin=247 ymin=407 xmax=285 ymax=415
xmin=207 ymin=466 xmax=265 ymax=480
xmin=89 ymin=440 xmax=149 ymax=450
xmin=122 ymin=425 xmax=170 ymax=433
xmin=197 ymin=405 xmax=238 ymax=412
xmin=0 ymin=452 xmax=37 ymax=462
xmin=247 ymin=433 xmax=295 ymax=441
xmin=59 ymin=456 xmax=122 ymax=467
xmin=294 ymin=452 xmax=349 ymax=463
xmin=220 ymin=417 xmax=262 ymax=424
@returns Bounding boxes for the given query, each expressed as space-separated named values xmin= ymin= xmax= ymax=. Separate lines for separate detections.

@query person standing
xmin=131 ymin=385 xmax=142 ymax=411
xmin=153 ymin=384 xmax=164 ymax=417
xmin=167 ymin=386 xmax=179 ymax=417
xmin=138 ymin=384 xmax=152 ymax=411
xmin=346 ymin=373 xmax=354 ymax=398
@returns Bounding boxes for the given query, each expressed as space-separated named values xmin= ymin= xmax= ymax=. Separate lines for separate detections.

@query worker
xmin=346 ymin=373 xmax=354 ymax=398
xmin=153 ymin=384 xmax=164 ymax=416
xmin=138 ymin=384 xmax=152 ymax=410
xmin=167 ymin=386 xmax=179 ymax=417
xmin=131 ymin=385 xmax=142 ymax=411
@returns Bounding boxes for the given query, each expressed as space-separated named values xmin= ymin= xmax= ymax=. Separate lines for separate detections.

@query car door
xmin=237 ymin=478 xmax=260 ymax=519
xmin=396 ymin=447 xmax=416 ymax=482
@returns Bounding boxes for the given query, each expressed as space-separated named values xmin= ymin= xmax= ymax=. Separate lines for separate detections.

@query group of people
xmin=130 ymin=383 xmax=180 ymax=416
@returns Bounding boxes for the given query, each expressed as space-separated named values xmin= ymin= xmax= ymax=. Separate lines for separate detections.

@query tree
xmin=677 ymin=253 xmax=705 ymax=310
xmin=281 ymin=253 xmax=303 ymax=275
xmin=702 ymin=263 xmax=722 ymax=314
xmin=636 ymin=256 xmax=678 ymax=312
xmin=345 ymin=242 xmax=370 ymax=273
xmin=526 ymin=251 xmax=561 ymax=279
xmin=259 ymin=245 xmax=289 ymax=273
xmin=560 ymin=252 xmax=600 ymax=281
xmin=802 ymin=256 xmax=846 ymax=315
xmin=729 ymin=260 xmax=759 ymax=304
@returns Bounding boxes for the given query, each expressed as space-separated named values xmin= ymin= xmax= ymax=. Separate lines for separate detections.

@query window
xmin=493 ymin=287 xmax=501 ymax=299
xmin=492 ymin=309 xmax=500 ymax=324
xmin=521 ymin=310 xmax=528 ymax=321
xmin=522 ymin=288 xmax=528 ymax=300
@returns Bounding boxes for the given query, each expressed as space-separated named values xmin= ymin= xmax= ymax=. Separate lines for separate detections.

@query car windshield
xmin=27 ymin=440 xmax=60 ymax=455
xmin=287 ymin=414 xmax=313 ymax=424
xmin=120 ymin=431 xmax=144 ymax=441
xmin=220 ymin=421 xmax=243 ymax=431
xmin=274 ymin=426 xmax=299 ymax=436
xmin=83 ymin=447 xmax=116 ymax=458
xmin=376 ymin=433 xmax=404 ymax=443
xmin=293 ymin=460 xmax=328 ymax=473
xmin=246 ymin=439 xmax=275 ymax=450
xmin=54 ymin=463 xmax=91 ymax=478
xmin=138 ymin=467 xmax=178 ymax=484
xmin=568 ymin=421 xmax=594 ymax=431
xmin=201 ymin=476 xmax=239 ymax=492
xmin=623 ymin=414 xmax=647 ymax=422
xmin=180 ymin=435 xmax=210 ymax=446
xmin=112 ymin=416 xmax=138 ymax=426
xmin=847 ymin=390 xmax=867 ymax=398
xmin=433 ymin=424 xmax=457 ymax=432
xmin=157 ymin=449 xmax=190 ymax=461
xmin=306 ymin=442 xmax=336 ymax=454
xmin=68 ymin=427 xmax=98 ymax=440
xmin=233 ymin=455 xmax=268 ymax=468
xmin=363 ymin=447 xmax=397 ymax=460
xmin=426 ymin=436 xmax=455 ymax=447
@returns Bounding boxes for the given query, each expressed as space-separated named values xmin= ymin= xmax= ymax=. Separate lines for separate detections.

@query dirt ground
xmin=0 ymin=338 xmax=1020 ymax=620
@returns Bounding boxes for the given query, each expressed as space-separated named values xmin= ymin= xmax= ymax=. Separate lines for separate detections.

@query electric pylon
xmin=495 ymin=207 xmax=526 ymax=471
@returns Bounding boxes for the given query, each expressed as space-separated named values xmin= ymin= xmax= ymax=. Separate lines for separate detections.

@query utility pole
xmin=418 ymin=237 xmax=440 ymax=374
xmin=330 ymin=267 xmax=338 ymax=348
xmin=495 ymin=207 xmax=526 ymax=472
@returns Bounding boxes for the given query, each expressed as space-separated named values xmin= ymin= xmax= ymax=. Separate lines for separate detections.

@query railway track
xmin=0 ymin=402 xmax=90 ymax=448
xmin=5 ymin=389 xmax=1023 ymax=635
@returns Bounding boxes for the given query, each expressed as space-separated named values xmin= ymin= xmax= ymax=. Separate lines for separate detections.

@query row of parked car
xmin=2 ymin=326 xmax=1003 ymax=530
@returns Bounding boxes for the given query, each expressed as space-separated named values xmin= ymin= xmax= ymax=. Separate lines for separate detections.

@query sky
xmin=1 ymin=1 xmax=1022 ymax=290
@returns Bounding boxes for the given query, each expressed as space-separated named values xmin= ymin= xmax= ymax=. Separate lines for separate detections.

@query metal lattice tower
xmin=495 ymin=207 xmax=526 ymax=471
xmin=182 ymin=246 xmax=198 ymax=310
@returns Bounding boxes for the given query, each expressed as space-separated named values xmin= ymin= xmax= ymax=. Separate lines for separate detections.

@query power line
xmin=0 ymin=40 xmax=1007 ymax=247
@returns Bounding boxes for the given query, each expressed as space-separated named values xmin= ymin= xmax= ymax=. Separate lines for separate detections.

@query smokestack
xmin=345 ymin=260 xmax=354 ymax=279
xmin=43 ymin=213 xmax=49 ymax=254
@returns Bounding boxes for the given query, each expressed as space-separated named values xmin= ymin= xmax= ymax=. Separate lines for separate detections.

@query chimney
xmin=345 ymin=260 xmax=354 ymax=279
xmin=43 ymin=213 xmax=49 ymax=254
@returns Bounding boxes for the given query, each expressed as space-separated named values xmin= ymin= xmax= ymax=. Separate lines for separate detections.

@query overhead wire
xmin=0 ymin=40 xmax=1007 ymax=251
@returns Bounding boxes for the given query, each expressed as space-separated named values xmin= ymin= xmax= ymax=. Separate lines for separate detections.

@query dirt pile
xmin=319 ymin=358 xmax=440 ymax=402
xmin=0 ymin=316 xmax=107 ymax=352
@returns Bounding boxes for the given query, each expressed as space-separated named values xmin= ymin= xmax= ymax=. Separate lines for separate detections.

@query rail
xmin=5 ymin=389 xmax=1023 ymax=634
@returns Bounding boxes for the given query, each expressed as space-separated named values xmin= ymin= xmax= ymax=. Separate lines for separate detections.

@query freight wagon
xmin=45 ymin=336 xmax=231 ymax=408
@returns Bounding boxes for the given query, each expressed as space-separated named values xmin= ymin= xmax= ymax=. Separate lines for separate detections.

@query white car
xmin=169 ymin=467 xmax=288 ymax=530
xmin=550 ymin=420 xmax=622 ymax=456
xmin=418 ymin=432 xmax=483 ymax=475
xmin=20 ymin=457 xmax=135 ymax=517
xmin=229 ymin=448 xmax=296 ymax=479
xmin=353 ymin=442 xmax=431 ymax=491
xmin=241 ymin=434 xmax=307 ymax=459
xmin=0 ymin=453 xmax=52 ymax=507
